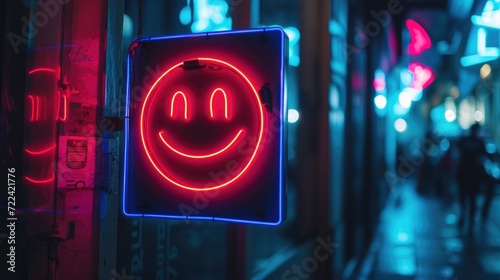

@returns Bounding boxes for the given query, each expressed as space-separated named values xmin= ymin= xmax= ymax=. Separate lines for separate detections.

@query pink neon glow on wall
xmin=406 ymin=19 xmax=431 ymax=55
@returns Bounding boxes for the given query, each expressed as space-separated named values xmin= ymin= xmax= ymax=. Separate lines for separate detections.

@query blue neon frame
xmin=122 ymin=28 xmax=288 ymax=225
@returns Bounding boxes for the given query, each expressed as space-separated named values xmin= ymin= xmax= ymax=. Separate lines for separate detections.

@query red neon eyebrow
xmin=25 ymin=144 xmax=56 ymax=155
xmin=25 ymin=175 xmax=55 ymax=184
xmin=170 ymin=91 xmax=188 ymax=119
xmin=159 ymin=129 xmax=244 ymax=159
xmin=210 ymin=88 xmax=228 ymax=119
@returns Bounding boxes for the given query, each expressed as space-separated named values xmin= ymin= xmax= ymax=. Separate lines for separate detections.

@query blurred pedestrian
xmin=480 ymin=145 xmax=499 ymax=221
xmin=437 ymin=142 xmax=454 ymax=203
xmin=456 ymin=123 xmax=487 ymax=231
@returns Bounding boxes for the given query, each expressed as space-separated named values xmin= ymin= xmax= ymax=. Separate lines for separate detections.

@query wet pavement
xmin=357 ymin=182 xmax=500 ymax=280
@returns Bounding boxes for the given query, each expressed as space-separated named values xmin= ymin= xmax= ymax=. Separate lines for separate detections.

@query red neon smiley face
xmin=140 ymin=58 xmax=265 ymax=191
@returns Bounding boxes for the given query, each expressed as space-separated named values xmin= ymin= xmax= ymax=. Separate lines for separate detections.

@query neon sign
xmin=406 ymin=19 xmax=431 ymax=55
xmin=408 ymin=62 xmax=434 ymax=90
xmin=471 ymin=0 xmax=500 ymax=29
xmin=140 ymin=58 xmax=264 ymax=191
xmin=123 ymin=28 xmax=287 ymax=225
xmin=24 ymin=67 xmax=59 ymax=187
xmin=461 ymin=0 xmax=500 ymax=66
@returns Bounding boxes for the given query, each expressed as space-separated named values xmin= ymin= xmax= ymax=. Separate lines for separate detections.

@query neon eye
xmin=169 ymin=91 xmax=188 ymax=120
xmin=209 ymin=88 xmax=229 ymax=119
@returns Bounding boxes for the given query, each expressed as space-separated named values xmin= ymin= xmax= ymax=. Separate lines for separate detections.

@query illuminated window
xmin=458 ymin=96 xmax=485 ymax=129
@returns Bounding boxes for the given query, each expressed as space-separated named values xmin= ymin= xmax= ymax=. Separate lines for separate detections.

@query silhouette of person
xmin=437 ymin=142 xmax=454 ymax=202
xmin=456 ymin=123 xmax=487 ymax=231
xmin=480 ymin=143 xmax=498 ymax=222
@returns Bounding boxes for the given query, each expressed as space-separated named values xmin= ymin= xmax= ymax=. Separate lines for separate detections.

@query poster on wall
xmin=57 ymin=136 xmax=96 ymax=189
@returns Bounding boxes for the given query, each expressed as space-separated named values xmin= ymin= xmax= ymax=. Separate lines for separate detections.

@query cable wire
xmin=137 ymin=0 xmax=143 ymax=39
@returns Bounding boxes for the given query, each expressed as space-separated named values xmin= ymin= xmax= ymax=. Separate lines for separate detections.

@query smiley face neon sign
xmin=123 ymin=28 xmax=287 ymax=225
xmin=140 ymin=58 xmax=265 ymax=192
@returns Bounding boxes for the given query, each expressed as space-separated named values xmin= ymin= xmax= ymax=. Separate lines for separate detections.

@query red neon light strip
xmin=170 ymin=91 xmax=188 ymax=119
xmin=55 ymin=90 xmax=60 ymax=120
xmin=60 ymin=94 xmax=67 ymax=121
xmin=140 ymin=58 xmax=265 ymax=191
xmin=25 ymin=175 xmax=55 ymax=184
xmin=27 ymin=95 xmax=36 ymax=121
xmin=159 ymin=129 xmax=244 ymax=159
xmin=28 ymin=68 xmax=56 ymax=75
xmin=35 ymin=96 xmax=40 ymax=121
xmin=25 ymin=144 xmax=56 ymax=155
xmin=210 ymin=88 xmax=229 ymax=119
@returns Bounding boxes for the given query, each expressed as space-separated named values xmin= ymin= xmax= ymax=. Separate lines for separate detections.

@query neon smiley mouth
xmin=158 ymin=129 xmax=245 ymax=159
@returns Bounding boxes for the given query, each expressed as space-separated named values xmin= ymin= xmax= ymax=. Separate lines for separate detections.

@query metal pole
xmin=226 ymin=1 xmax=252 ymax=278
